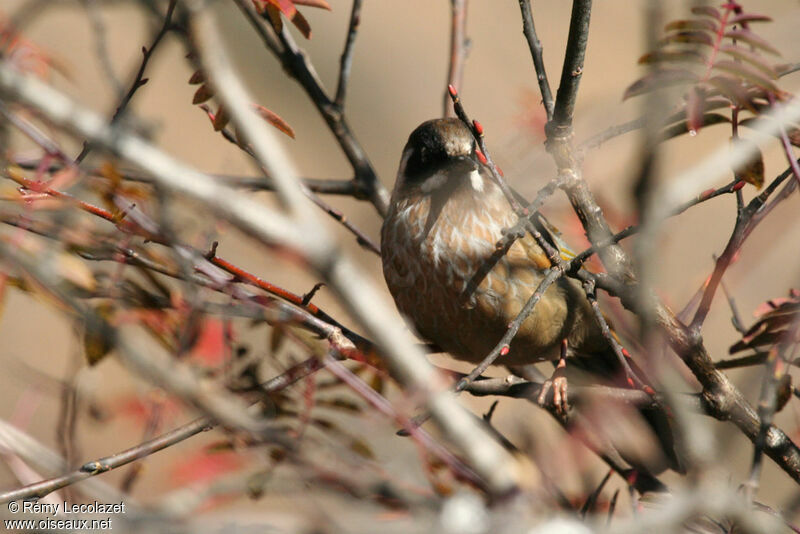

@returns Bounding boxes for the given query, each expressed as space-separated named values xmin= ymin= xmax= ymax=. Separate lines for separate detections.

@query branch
xmin=75 ymin=0 xmax=178 ymax=163
xmin=333 ymin=0 xmax=362 ymax=110
xmin=0 ymin=352 xmax=329 ymax=503
xmin=0 ymin=419 xmax=211 ymax=503
xmin=11 ymin=157 xmax=369 ymax=197
xmin=550 ymin=0 xmax=592 ymax=133
xmin=443 ymin=0 xmax=469 ymax=118
xmin=191 ymin=8 xmax=523 ymax=497
xmin=233 ymin=0 xmax=390 ymax=216
xmin=517 ymin=0 xmax=554 ymax=120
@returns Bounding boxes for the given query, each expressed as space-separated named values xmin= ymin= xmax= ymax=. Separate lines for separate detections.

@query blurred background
xmin=2 ymin=0 xmax=800 ymax=530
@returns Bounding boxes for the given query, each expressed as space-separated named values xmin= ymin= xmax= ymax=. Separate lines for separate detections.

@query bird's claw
xmin=538 ymin=370 xmax=568 ymax=416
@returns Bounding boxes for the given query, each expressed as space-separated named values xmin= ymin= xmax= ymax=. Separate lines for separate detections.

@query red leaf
xmin=691 ymin=6 xmax=721 ymax=19
xmin=212 ymin=105 xmax=230 ymax=131
xmin=686 ymin=87 xmax=705 ymax=133
xmin=728 ymin=13 xmax=772 ymax=25
xmin=113 ymin=394 xmax=183 ymax=426
xmin=293 ymin=0 xmax=331 ymax=9
xmin=171 ymin=448 xmax=245 ymax=486
xmin=263 ymin=4 xmax=284 ymax=33
xmin=707 ymin=76 xmax=755 ymax=110
xmin=253 ymin=104 xmax=296 ymax=138
xmin=719 ymin=45 xmax=778 ymax=77
xmin=638 ymin=49 xmax=707 ymax=65
xmin=188 ymin=70 xmax=205 ymax=85
xmin=290 ymin=8 xmax=312 ymax=39
xmin=713 ymin=60 xmax=778 ymax=92
xmin=724 ymin=29 xmax=781 ymax=56
xmin=192 ymin=84 xmax=213 ymax=105
xmin=262 ymin=0 xmax=297 ymax=18
xmin=189 ymin=319 xmax=228 ymax=367
xmin=660 ymin=30 xmax=714 ymax=47
xmin=664 ymin=19 xmax=718 ymax=33
xmin=730 ymin=137 xmax=765 ymax=188
xmin=661 ymin=113 xmax=730 ymax=140
xmin=623 ymin=68 xmax=699 ymax=100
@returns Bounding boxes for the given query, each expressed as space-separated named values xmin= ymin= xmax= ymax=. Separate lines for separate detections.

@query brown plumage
xmin=381 ymin=118 xmax=683 ymax=475
xmin=381 ymin=118 xmax=604 ymax=366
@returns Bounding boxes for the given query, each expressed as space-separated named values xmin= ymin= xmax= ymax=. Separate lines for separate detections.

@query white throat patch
xmin=469 ymin=169 xmax=484 ymax=192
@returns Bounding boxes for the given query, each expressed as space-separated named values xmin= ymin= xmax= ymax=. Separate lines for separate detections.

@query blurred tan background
xmin=2 ymin=0 xmax=800 ymax=527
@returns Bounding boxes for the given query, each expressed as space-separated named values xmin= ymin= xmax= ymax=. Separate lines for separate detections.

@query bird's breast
xmin=381 ymin=182 xmax=581 ymax=364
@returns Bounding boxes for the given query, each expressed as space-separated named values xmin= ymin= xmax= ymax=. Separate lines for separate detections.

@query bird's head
xmin=394 ymin=118 xmax=483 ymax=194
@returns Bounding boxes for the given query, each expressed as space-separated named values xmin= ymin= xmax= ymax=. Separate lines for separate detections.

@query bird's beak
xmin=450 ymin=154 xmax=479 ymax=174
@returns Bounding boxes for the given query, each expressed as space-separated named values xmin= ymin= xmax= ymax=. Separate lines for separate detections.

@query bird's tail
xmin=567 ymin=349 xmax=686 ymax=475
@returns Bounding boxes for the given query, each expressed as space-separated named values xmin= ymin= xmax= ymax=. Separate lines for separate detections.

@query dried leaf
xmin=84 ymin=305 xmax=114 ymax=366
xmin=263 ymin=4 xmax=283 ymax=33
xmin=624 ymin=68 xmax=699 ymax=100
xmin=253 ymin=104 xmax=295 ymax=138
xmin=785 ymin=126 xmax=800 ymax=147
xmin=663 ymin=97 xmax=732 ymax=125
xmin=724 ymin=29 xmax=781 ymax=56
xmin=664 ymin=19 xmax=718 ymax=33
xmin=290 ymin=9 xmax=311 ymax=39
xmin=728 ymin=13 xmax=773 ymax=25
xmin=188 ymin=70 xmax=205 ymax=85
xmin=57 ymin=252 xmax=96 ymax=291
xmin=638 ymin=49 xmax=707 ymax=66
xmin=707 ymin=76 xmax=756 ymax=111
xmin=719 ymin=45 xmax=778 ymax=78
xmin=661 ymin=113 xmax=730 ymax=140
xmin=691 ymin=6 xmax=721 ymax=19
xmin=686 ymin=86 xmax=705 ymax=133
xmin=213 ymin=105 xmax=230 ymax=131
xmin=264 ymin=0 xmax=297 ymax=18
xmin=349 ymin=437 xmax=375 ymax=459
xmin=730 ymin=137 xmax=765 ymax=188
xmin=270 ymin=324 xmax=287 ymax=353
xmin=713 ymin=60 xmax=778 ymax=92
xmin=659 ymin=30 xmax=715 ymax=47
xmin=776 ymin=374 xmax=793 ymax=412
xmin=730 ymin=290 xmax=800 ymax=353
xmin=192 ymin=84 xmax=214 ymax=105
xmin=292 ymin=0 xmax=331 ymax=9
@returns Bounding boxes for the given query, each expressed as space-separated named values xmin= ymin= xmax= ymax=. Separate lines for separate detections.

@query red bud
xmin=699 ymin=188 xmax=715 ymax=200
xmin=476 ymin=150 xmax=487 ymax=165
xmin=621 ymin=348 xmax=631 ymax=358
xmin=643 ymin=385 xmax=655 ymax=395
xmin=733 ymin=180 xmax=746 ymax=191
xmin=500 ymin=346 xmax=510 ymax=356
xmin=448 ymin=84 xmax=458 ymax=98
xmin=473 ymin=120 xmax=483 ymax=135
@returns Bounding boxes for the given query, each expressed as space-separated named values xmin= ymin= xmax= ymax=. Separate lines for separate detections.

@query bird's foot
xmin=538 ymin=340 xmax=569 ymax=415
xmin=538 ymin=367 xmax=568 ymax=416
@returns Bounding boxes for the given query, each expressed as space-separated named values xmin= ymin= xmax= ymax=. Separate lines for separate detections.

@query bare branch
xmin=333 ymin=0 xmax=362 ymax=110
xmin=443 ymin=0 xmax=469 ymax=118
xmin=517 ymin=0 xmax=554 ymax=120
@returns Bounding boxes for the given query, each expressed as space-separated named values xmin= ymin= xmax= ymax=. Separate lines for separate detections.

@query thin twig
xmin=0 ymin=419 xmax=212 ymax=503
xmin=13 ymin=156 xmax=370 ymax=197
xmin=443 ymin=0 xmax=469 ymax=118
xmin=333 ymin=0 xmax=362 ymax=110
xmin=75 ymin=0 xmax=178 ymax=163
xmin=447 ymin=85 xmax=525 ymax=214
xmin=517 ymin=0 xmax=554 ymax=120
xmin=233 ymin=0 xmax=390 ymax=216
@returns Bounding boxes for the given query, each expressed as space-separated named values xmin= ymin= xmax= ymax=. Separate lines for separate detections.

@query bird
xmin=380 ymin=118 xmax=683 ymax=475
